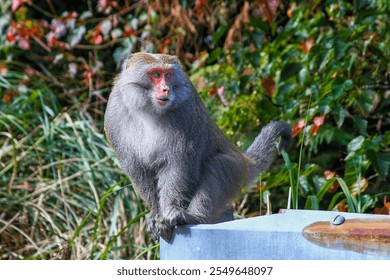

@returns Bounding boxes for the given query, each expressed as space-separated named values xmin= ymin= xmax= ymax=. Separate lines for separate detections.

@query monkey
xmin=104 ymin=52 xmax=292 ymax=242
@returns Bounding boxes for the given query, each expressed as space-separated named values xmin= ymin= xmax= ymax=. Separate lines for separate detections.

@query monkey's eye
xmin=165 ymin=72 xmax=172 ymax=79
xmin=151 ymin=71 xmax=160 ymax=78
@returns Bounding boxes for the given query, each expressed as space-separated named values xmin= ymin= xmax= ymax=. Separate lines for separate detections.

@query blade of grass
xmin=100 ymin=210 xmax=149 ymax=260
xmin=336 ymin=177 xmax=357 ymax=213
xmin=316 ymin=177 xmax=357 ymax=212
xmin=281 ymin=150 xmax=297 ymax=208
xmin=304 ymin=195 xmax=319 ymax=210
xmin=68 ymin=178 xmax=126 ymax=257
xmin=132 ymin=243 xmax=159 ymax=260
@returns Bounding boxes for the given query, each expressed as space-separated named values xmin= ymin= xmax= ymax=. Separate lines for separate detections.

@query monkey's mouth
xmin=155 ymin=97 xmax=170 ymax=106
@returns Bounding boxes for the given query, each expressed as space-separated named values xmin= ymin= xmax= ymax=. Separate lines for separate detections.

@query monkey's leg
xmin=155 ymin=165 xmax=199 ymax=241
xmin=136 ymin=179 xmax=162 ymax=240
xmin=182 ymin=153 xmax=246 ymax=224
xmin=121 ymin=160 xmax=162 ymax=240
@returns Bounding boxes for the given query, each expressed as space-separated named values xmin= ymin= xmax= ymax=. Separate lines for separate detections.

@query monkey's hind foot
xmin=155 ymin=220 xmax=174 ymax=242
xmin=146 ymin=211 xmax=176 ymax=242
xmin=162 ymin=205 xmax=188 ymax=227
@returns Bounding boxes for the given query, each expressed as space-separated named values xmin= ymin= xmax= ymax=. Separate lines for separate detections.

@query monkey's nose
xmin=162 ymin=85 xmax=169 ymax=92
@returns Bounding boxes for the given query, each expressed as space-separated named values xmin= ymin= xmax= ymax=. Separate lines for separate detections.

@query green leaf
xmin=384 ymin=131 xmax=390 ymax=146
xmin=298 ymin=67 xmax=309 ymax=86
xmin=304 ymin=195 xmax=319 ymax=210
xmin=281 ymin=150 xmax=297 ymax=209
xmin=376 ymin=153 xmax=390 ymax=177
xmin=249 ymin=17 xmax=270 ymax=34
xmin=299 ymin=175 xmax=311 ymax=196
xmin=347 ymin=136 xmax=365 ymax=154
xmin=344 ymin=154 xmax=369 ymax=186
xmin=280 ymin=63 xmax=302 ymax=81
xmin=333 ymin=79 xmax=353 ymax=99
xmin=319 ymin=49 xmax=334 ymax=71
xmin=354 ymin=116 xmax=368 ymax=136
xmin=358 ymin=194 xmax=378 ymax=213
xmin=333 ymin=106 xmax=350 ymax=128
xmin=208 ymin=48 xmax=222 ymax=63
xmin=212 ymin=26 xmax=229 ymax=45
xmin=327 ymin=192 xmax=345 ymax=210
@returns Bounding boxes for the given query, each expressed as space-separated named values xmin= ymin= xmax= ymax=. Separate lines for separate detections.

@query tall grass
xmin=282 ymin=140 xmax=361 ymax=213
xmin=0 ymin=75 xmax=153 ymax=259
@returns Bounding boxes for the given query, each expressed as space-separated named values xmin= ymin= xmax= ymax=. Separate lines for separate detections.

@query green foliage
xmin=195 ymin=0 xmax=389 ymax=213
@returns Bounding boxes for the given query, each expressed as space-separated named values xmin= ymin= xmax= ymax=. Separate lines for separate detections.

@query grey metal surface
xmin=160 ymin=210 xmax=390 ymax=260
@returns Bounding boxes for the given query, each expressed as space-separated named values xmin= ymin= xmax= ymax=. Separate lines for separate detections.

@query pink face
xmin=147 ymin=67 xmax=174 ymax=107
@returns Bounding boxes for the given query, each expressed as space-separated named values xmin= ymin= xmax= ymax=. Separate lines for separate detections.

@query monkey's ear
xmin=118 ymin=53 xmax=133 ymax=71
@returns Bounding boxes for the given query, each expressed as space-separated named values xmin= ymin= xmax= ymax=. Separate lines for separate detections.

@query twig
xmin=0 ymin=212 xmax=20 ymax=234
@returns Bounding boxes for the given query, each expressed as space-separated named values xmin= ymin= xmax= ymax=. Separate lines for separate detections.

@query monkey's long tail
xmin=245 ymin=121 xmax=292 ymax=185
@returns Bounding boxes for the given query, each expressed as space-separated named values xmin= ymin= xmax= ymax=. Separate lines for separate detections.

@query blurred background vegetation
xmin=0 ymin=0 xmax=389 ymax=259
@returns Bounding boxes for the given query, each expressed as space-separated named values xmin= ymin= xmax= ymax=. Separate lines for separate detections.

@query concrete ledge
xmin=160 ymin=210 xmax=390 ymax=260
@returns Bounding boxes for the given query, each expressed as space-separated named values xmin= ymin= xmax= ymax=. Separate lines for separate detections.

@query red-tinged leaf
xmin=46 ymin=32 xmax=57 ymax=46
xmin=287 ymin=2 xmax=297 ymax=18
xmin=4 ymin=90 xmax=17 ymax=102
xmin=111 ymin=1 xmax=120 ymax=9
xmin=374 ymin=196 xmax=390 ymax=215
xmin=216 ymin=86 xmax=228 ymax=106
xmin=18 ymin=36 xmax=30 ymax=49
xmin=162 ymin=39 xmax=172 ymax=47
xmin=314 ymin=115 xmax=325 ymax=125
xmin=193 ymin=76 xmax=205 ymax=91
xmin=337 ymin=202 xmax=348 ymax=212
xmin=259 ymin=0 xmax=281 ymax=24
xmin=311 ymin=115 xmax=325 ymax=136
xmin=98 ymin=0 xmax=108 ymax=9
xmin=261 ymin=77 xmax=275 ymax=96
xmin=311 ymin=125 xmax=320 ymax=136
xmin=112 ymin=16 xmax=119 ymax=28
xmin=349 ymin=178 xmax=368 ymax=196
xmin=195 ymin=0 xmax=207 ymax=18
xmin=123 ymin=25 xmax=135 ymax=36
xmin=292 ymin=119 xmax=305 ymax=138
xmin=300 ymin=38 xmax=315 ymax=54
xmin=94 ymin=34 xmax=103 ymax=45
xmin=83 ymin=70 xmax=95 ymax=84
xmin=6 ymin=30 xmax=16 ymax=43
xmin=94 ymin=26 xmax=101 ymax=37
xmin=324 ymin=170 xmax=340 ymax=193
xmin=0 ymin=64 xmax=7 ymax=76
xmin=24 ymin=66 xmax=36 ymax=76
xmin=64 ymin=11 xmax=78 ymax=21
xmin=11 ymin=0 xmax=30 ymax=12
xmin=207 ymin=86 xmax=217 ymax=97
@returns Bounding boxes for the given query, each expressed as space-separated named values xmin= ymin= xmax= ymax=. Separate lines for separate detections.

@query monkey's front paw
xmin=155 ymin=220 xmax=174 ymax=242
xmin=162 ymin=206 xmax=188 ymax=227
xmin=146 ymin=212 xmax=175 ymax=242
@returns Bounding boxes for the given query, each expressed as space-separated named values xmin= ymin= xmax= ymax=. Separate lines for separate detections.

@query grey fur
xmin=246 ymin=121 xmax=292 ymax=184
xmin=104 ymin=53 xmax=292 ymax=242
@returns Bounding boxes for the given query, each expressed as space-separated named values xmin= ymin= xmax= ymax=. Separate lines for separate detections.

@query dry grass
xmin=0 ymin=87 xmax=156 ymax=259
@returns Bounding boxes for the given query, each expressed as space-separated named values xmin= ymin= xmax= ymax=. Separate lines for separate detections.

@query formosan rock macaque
xmin=104 ymin=52 xmax=292 ymax=242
